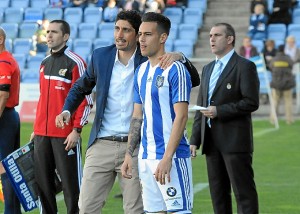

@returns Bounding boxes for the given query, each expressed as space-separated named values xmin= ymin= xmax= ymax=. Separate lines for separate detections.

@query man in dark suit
xmin=55 ymin=10 xmax=199 ymax=213
xmin=190 ymin=23 xmax=260 ymax=214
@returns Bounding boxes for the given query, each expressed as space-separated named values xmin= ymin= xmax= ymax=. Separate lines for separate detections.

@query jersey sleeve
xmin=168 ymin=62 xmax=192 ymax=104
xmin=133 ymin=66 xmax=142 ymax=104
xmin=0 ymin=61 xmax=13 ymax=87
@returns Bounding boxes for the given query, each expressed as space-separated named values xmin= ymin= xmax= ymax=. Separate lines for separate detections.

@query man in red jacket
xmin=31 ymin=20 xmax=92 ymax=214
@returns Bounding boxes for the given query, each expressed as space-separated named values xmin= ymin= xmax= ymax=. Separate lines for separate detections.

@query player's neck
xmin=149 ymin=49 xmax=165 ymax=67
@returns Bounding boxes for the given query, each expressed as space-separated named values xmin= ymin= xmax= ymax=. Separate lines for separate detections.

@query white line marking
xmin=193 ymin=183 xmax=209 ymax=194
xmin=253 ymin=128 xmax=278 ymax=137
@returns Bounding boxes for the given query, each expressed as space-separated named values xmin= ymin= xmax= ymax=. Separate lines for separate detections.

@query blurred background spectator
xmin=239 ymin=36 xmax=259 ymax=59
xmin=250 ymin=0 xmax=269 ymax=15
xmin=50 ymin=0 xmax=69 ymax=8
xmin=144 ymin=0 xmax=165 ymax=13
xmin=30 ymin=19 xmax=50 ymax=56
xmin=263 ymin=39 xmax=277 ymax=69
xmin=284 ymin=36 xmax=300 ymax=63
xmin=103 ymin=0 xmax=120 ymax=22
xmin=268 ymin=0 xmax=293 ymax=25
xmin=68 ymin=0 xmax=89 ymax=9
xmin=248 ymin=4 xmax=268 ymax=40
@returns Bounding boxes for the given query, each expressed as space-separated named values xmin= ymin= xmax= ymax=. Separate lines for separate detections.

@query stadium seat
xmin=178 ymin=24 xmax=198 ymax=44
xmin=267 ymin=24 xmax=286 ymax=47
xmin=187 ymin=0 xmax=207 ymax=12
xmin=10 ymin=0 xmax=29 ymax=8
xmin=24 ymin=8 xmax=44 ymax=22
xmin=168 ymin=24 xmax=178 ymax=41
xmin=30 ymin=0 xmax=50 ymax=9
xmin=69 ymin=23 xmax=78 ymax=39
xmin=287 ymin=24 xmax=300 ymax=47
xmin=292 ymin=8 xmax=300 ymax=24
xmin=98 ymin=22 xmax=115 ymax=41
xmin=44 ymin=8 xmax=63 ymax=21
xmin=21 ymin=68 xmax=40 ymax=83
xmin=93 ymin=38 xmax=113 ymax=50
xmin=13 ymin=53 xmax=27 ymax=70
xmin=163 ymin=8 xmax=183 ymax=25
xmin=26 ymin=54 xmax=44 ymax=69
xmin=251 ymin=39 xmax=265 ymax=53
xmin=13 ymin=38 xmax=33 ymax=54
xmin=0 ymin=9 xmax=3 ymax=23
xmin=73 ymin=38 xmax=93 ymax=62
xmin=1 ymin=23 xmax=19 ymax=40
xmin=64 ymin=7 xmax=83 ymax=24
xmin=183 ymin=8 xmax=203 ymax=29
xmin=173 ymin=39 xmax=194 ymax=58
xmin=4 ymin=8 xmax=24 ymax=24
xmin=5 ymin=38 xmax=13 ymax=53
xmin=78 ymin=23 xmax=98 ymax=39
xmin=0 ymin=0 xmax=10 ymax=9
xmin=19 ymin=22 xmax=39 ymax=39
xmin=258 ymin=71 xmax=272 ymax=94
xmin=165 ymin=39 xmax=174 ymax=52
xmin=84 ymin=7 xmax=103 ymax=24
xmin=67 ymin=39 xmax=73 ymax=51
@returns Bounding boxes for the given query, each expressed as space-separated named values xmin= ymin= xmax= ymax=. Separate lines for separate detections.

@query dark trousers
xmin=204 ymin=126 xmax=259 ymax=214
xmin=0 ymin=108 xmax=21 ymax=214
xmin=34 ymin=135 xmax=81 ymax=214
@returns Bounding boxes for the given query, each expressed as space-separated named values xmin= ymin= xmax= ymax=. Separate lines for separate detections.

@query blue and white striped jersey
xmin=134 ymin=61 xmax=192 ymax=160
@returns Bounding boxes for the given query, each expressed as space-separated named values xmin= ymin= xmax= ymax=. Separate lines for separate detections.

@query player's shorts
xmin=138 ymin=157 xmax=193 ymax=213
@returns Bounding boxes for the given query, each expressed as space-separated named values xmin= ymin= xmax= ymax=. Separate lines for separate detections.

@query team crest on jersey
xmin=155 ymin=75 xmax=164 ymax=88
xmin=58 ymin=69 xmax=67 ymax=76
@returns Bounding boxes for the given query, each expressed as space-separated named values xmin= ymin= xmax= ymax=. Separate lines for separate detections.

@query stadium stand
xmin=13 ymin=53 xmax=27 ymax=70
xmin=251 ymin=39 xmax=265 ymax=53
xmin=178 ymin=23 xmax=198 ymax=45
xmin=64 ymin=7 xmax=83 ymax=24
xmin=267 ymin=24 xmax=286 ymax=47
xmin=4 ymin=8 xmax=24 ymax=24
xmin=21 ymin=68 xmax=39 ymax=83
xmin=24 ymin=8 xmax=44 ymax=23
xmin=0 ymin=0 xmax=10 ymax=9
xmin=93 ymin=38 xmax=113 ymax=50
xmin=168 ymin=24 xmax=178 ymax=41
xmin=292 ymin=8 xmax=300 ymax=24
xmin=5 ymin=38 xmax=13 ymax=53
xmin=44 ymin=8 xmax=63 ymax=21
xmin=165 ymin=39 xmax=174 ymax=52
xmin=26 ymin=54 xmax=44 ymax=69
xmin=98 ymin=22 xmax=115 ymax=42
xmin=183 ymin=8 xmax=203 ymax=29
xmin=10 ymin=0 xmax=30 ymax=8
xmin=13 ymin=38 xmax=33 ymax=54
xmin=1 ymin=23 xmax=19 ymax=39
xmin=78 ymin=23 xmax=98 ymax=39
xmin=19 ymin=22 xmax=39 ymax=39
xmin=163 ymin=8 xmax=183 ymax=25
xmin=73 ymin=38 xmax=93 ymax=61
xmin=69 ymin=23 xmax=78 ymax=39
xmin=287 ymin=24 xmax=300 ymax=47
xmin=174 ymin=39 xmax=194 ymax=58
xmin=30 ymin=0 xmax=50 ymax=9
xmin=84 ymin=7 xmax=103 ymax=24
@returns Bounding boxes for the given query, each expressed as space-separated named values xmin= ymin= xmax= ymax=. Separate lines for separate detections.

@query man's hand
xmin=201 ymin=106 xmax=217 ymax=119
xmin=121 ymin=154 xmax=133 ymax=179
xmin=64 ymin=130 xmax=80 ymax=151
xmin=190 ymin=145 xmax=197 ymax=158
xmin=158 ymin=52 xmax=182 ymax=70
xmin=55 ymin=111 xmax=71 ymax=129
xmin=154 ymin=157 xmax=172 ymax=185
xmin=29 ymin=132 xmax=35 ymax=142
xmin=0 ymin=162 xmax=5 ymax=175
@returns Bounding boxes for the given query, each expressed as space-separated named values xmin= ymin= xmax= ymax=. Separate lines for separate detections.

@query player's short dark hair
xmin=141 ymin=12 xmax=171 ymax=35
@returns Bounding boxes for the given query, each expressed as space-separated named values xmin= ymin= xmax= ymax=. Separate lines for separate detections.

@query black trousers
xmin=204 ymin=126 xmax=259 ymax=214
xmin=34 ymin=135 xmax=81 ymax=214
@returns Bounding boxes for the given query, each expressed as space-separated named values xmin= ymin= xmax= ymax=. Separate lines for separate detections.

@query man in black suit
xmin=190 ymin=23 xmax=259 ymax=214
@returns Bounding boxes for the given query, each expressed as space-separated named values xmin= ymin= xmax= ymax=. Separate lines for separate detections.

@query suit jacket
xmin=190 ymin=52 xmax=260 ymax=153
xmin=63 ymin=44 xmax=200 ymax=149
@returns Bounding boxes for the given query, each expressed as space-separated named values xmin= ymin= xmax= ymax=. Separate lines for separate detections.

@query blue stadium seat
xmin=251 ymin=39 xmax=264 ymax=53
xmin=4 ymin=8 xmax=24 ymax=24
xmin=0 ymin=9 xmax=3 ymax=23
xmin=187 ymin=0 xmax=207 ymax=12
xmin=178 ymin=24 xmax=198 ymax=44
xmin=174 ymin=39 xmax=194 ymax=58
xmin=93 ymin=38 xmax=113 ymax=50
xmin=24 ymin=8 xmax=44 ymax=22
xmin=73 ymin=38 xmax=93 ymax=62
xmin=30 ymin=0 xmax=50 ymax=9
xmin=26 ymin=54 xmax=44 ymax=69
xmin=69 ymin=23 xmax=78 ymax=39
xmin=1 ymin=23 xmax=19 ymax=40
xmin=5 ymin=38 xmax=13 ymax=53
xmin=0 ymin=0 xmax=10 ymax=9
xmin=84 ymin=7 xmax=103 ymax=24
xmin=67 ymin=39 xmax=73 ymax=51
xmin=267 ymin=24 xmax=286 ymax=47
xmin=168 ymin=24 xmax=178 ymax=41
xmin=13 ymin=53 xmax=27 ymax=70
xmin=19 ymin=22 xmax=39 ymax=38
xmin=163 ymin=8 xmax=183 ymax=25
xmin=10 ymin=0 xmax=29 ymax=8
xmin=13 ymin=38 xmax=33 ymax=54
xmin=287 ymin=24 xmax=300 ymax=47
xmin=292 ymin=8 xmax=300 ymax=24
xmin=183 ymin=8 xmax=203 ymax=29
xmin=44 ymin=8 xmax=63 ymax=21
xmin=165 ymin=39 xmax=174 ymax=52
xmin=21 ymin=68 xmax=40 ymax=83
xmin=78 ymin=23 xmax=98 ymax=39
xmin=98 ymin=22 xmax=115 ymax=41
xmin=64 ymin=7 xmax=83 ymax=24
